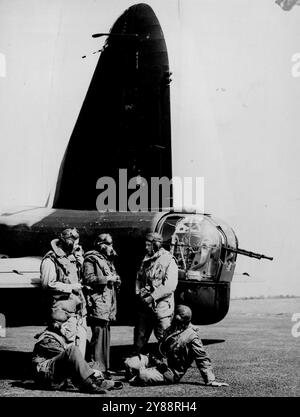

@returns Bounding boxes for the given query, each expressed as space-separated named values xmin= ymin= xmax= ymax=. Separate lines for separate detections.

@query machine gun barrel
xmin=224 ymin=246 xmax=273 ymax=261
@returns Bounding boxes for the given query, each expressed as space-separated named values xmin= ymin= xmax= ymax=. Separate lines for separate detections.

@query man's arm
xmin=191 ymin=337 xmax=216 ymax=384
xmin=82 ymin=259 xmax=108 ymax=286
xmin=135 ymin=270 xmax=145 ymax=295
xmin=191 ymin=337 xmax=228 ymax=386
xmin=41 ymin=258 xmax=74 ymax=293
xmin=151 ymin=258 xmax=178 ymax=302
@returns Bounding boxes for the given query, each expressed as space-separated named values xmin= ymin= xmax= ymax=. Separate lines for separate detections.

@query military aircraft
xmin=0 ymin=3 xmax=272 ymax=326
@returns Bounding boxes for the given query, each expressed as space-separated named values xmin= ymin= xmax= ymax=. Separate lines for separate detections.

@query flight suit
xmin=134 ymin=247 xmax=178 ymax=353
xmin=40 ymin=239 xmax=87 ymax=357
xmin=32 ymin=327 xmax=94 ymax=390
xmin=125 ymin=324 xmax=215 ymax=385
xmin=82 ymin=250 xmax=121 ymax=373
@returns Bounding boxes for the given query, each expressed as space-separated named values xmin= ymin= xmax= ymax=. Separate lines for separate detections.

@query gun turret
xmin=223 ymin=246 xmax=273 ymax=261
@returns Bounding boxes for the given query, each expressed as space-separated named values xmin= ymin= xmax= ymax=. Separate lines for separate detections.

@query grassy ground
xmin=0 ymin=298 xmax=299 ymax=397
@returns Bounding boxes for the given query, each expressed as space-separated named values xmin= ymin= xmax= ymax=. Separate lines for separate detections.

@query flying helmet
xmin=59 ymin=228 xmax=79 ymax=245
xmin=145 ymin=232 xmax=163 ymax=251
xmin=175 ymin=304 xmax=192 ymax=324
xmin=95 ymin=233 xmax=113 ymax=246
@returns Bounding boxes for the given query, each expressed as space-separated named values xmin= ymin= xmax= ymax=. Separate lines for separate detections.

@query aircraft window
xmin=159 ymin=214 xmax=222 ymax=281
xmin=159 ymin=215 xmax=184 ymax=251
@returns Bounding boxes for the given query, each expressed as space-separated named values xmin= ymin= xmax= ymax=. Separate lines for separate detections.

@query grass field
xmin=0 ymin=298 xmax=299 ymax=397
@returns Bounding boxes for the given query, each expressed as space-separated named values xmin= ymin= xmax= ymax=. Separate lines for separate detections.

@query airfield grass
xmin=0 ymin=298 xmax=299 ymax=397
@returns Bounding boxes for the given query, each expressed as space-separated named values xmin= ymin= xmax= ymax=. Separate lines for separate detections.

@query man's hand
xmin=139 ymin=287 xmax=150 ymax=298
xmin=115 ymin=275 xmax=121 ymax=289
xmin=206 ymin=381 xmax=229 ymax=387
xmin=142 ymin=295 xmax=153 ymax=305
xmin=72 ymin=283 xmax=82 ymax=290
xmin=107 ymin=274 xmax=117 ymax=283
xmin=71 ymin=283 xmax=82 ymax=295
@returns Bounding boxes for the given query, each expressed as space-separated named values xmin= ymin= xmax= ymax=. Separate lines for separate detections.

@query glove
xmin=156 ymin=362 xmax=168 ymax=374
xmin=206 ymin=381 xmax=229 ymax=387
xmin=149 ymin=355 xmax=164 ymax=367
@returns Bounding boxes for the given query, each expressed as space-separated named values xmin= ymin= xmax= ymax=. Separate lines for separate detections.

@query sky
xmin=0 ymin=0 xmax=300 ymax=297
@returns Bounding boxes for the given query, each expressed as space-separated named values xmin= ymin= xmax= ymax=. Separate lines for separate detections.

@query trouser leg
xmin=133 ymin=308 xmax=154 ymax=354
xmin=49 ymin=345 xmax=94 ymax=385
xmin=154 ymin=315 xmax=172 ymax=341
xmin=76 ymin=317 xmax=87 ymax=359
xmin=91 ymin=320 xmax=110 ymax=372
xmin=154 ymin=297 xmax=174 ymax=341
